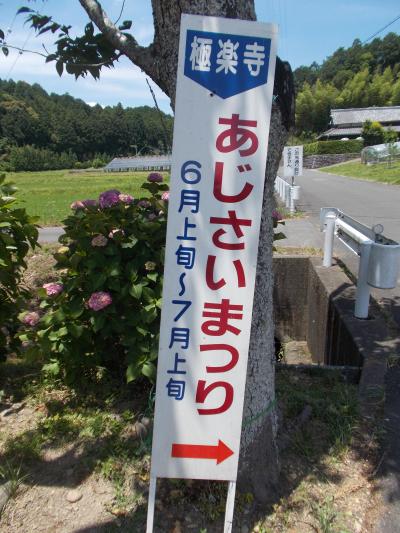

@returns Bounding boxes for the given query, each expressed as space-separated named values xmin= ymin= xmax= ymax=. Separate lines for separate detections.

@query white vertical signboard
xmin=283 ymin=145 xmax=303 ymax=178
xmin=148 ymin=14 xmax=277 ymax=529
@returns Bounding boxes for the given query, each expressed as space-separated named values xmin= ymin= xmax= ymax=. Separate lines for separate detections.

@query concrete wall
xmin=273 ymin=255 xmax=362 ymax=366
xmin=304 ymin=153 xmax=359 ymax=169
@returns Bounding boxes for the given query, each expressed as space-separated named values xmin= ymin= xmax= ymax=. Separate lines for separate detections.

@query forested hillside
xmin=294 ymin=32 xmax=400 ymax=134
xmin=2 ymin=31 xmax=400 ymax=167
xmin=0 ymin=79 xmax=173 ymax=170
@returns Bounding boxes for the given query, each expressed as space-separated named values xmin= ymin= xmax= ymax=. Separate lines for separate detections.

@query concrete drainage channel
xmin=273 ymin=255 xmax=399 ymax=414
xmin=274 ymin=253 xmax=400 ymax=531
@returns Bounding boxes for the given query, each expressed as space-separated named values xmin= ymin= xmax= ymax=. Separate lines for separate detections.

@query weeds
xmin=0 ymin=461 xmax=29 ymax=517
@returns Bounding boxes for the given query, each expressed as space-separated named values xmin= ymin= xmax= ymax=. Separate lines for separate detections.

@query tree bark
xmin=80 ymin=0 xmax=294 ymax=502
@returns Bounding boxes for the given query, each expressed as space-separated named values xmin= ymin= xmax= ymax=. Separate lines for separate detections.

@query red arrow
xmin=171 ymin=439 xmax=234 ymax=464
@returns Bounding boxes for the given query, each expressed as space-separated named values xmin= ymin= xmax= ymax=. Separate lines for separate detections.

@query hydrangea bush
xmin=0 ymin=173 xmax=39 ymax=361
xmin=20 ymin=175 xmax=168 ymax=384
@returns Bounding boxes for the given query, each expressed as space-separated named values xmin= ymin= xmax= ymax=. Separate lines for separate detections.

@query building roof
xmin=318 ymin=124 xmax=400 ymax=139
xmin=104 ymin=155 xmax=172 ymax=172
xmin=331 ymin=106 xmax=400 ymax=126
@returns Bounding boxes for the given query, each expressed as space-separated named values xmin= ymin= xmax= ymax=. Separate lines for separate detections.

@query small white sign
xmin=150 ymin=14 xmax=277 ymax=482
xmin=283 ymin=145 xmax=303 ymax=178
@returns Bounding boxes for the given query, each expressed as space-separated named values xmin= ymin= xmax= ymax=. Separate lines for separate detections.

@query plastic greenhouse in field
xmin=361 ymin=141 xmax=400 ymax=164
xmin=104 ymin=156 xmax=172 ymax=172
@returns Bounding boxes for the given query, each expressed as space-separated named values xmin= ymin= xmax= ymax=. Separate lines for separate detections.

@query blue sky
xmin=0 ymin=0 xmax=399 ymax=113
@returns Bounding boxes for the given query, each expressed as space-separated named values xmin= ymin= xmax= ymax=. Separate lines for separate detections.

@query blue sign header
xmin=184 ymin=30 xmax=271 ymax=99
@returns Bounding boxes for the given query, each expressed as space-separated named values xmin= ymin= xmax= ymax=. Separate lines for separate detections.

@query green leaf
xmin=121 ymin=236 xmax=138 ymax=249
xmin=56 ymin=60 xmax=63 ymax=76
xmin=68 ymin=323 xmax=83 ymax=338
xmin=45 ymin=53 xmax=57 ymax=63
xmin=273 ymin=232 xmax=286 ymax=241
xmin=147 ymin=272 xmax=158 ymax=282
xmin=126 ymin=362 xmax=141 ymax=383
xmin=92 ymin=314 xmax=106 ymax=333
xmin=42 ymin=360 xmax=60 ymax=377
xmin=17 ymin=7 xmax=34 ymax=14
xmin=129 ymin=283 xmax=143 ymax=299
xmin=118 ymin=20 xmax=132 ymax=30
xmin=142 ymin=362 xmax=156 ymax=381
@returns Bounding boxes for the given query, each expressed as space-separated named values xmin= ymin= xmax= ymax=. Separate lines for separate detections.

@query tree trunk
xmin=82 ymin=0 xmax=294 ymax=502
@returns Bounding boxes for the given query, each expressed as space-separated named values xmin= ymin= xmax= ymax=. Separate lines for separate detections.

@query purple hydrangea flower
xmin=87 ymin=291 xmax=112 ymax=311
xmin=82 ymin=199 xmax=97 ymax=208
xmin=138 ymin=200 xmax=151 ymax=208
xmin=148 ymin=213 xmax=157 ymax=221
xmin=118 ymin=193 xmax=134 ymax=204
xmin=147 ymin=172 xmax=163 ymax=183
xmin=91 ymin=234 xmax=108 ymax=247
xmin=22 ymin=312 xmax=40 ymax=327
xmin=161 ymin=191 xmax=170 ymax=201
xmin=99 ymin=189 xmax=121 ymax=208
xmin=43 ymin=283 xmax=64 ymax=297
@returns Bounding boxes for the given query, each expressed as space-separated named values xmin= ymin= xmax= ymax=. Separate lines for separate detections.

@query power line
xmin=362 ymin=13 xmax=400 ymax=44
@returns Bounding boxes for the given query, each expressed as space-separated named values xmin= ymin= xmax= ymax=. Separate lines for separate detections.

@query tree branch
xmin=78 ymin=0 xmax=156 ymax=79
xmin=3 ymin=43 xmax=123 ymax=68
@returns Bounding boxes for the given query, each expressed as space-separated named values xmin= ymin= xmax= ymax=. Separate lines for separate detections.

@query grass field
xmin=7 ymin=169 xmax=169 ymax=226
xmin=323 ymin=160 xmax=400 ymax=184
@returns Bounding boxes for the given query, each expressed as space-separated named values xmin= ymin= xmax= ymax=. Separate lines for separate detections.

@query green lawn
xmin=323 ymin=160 xmax=400 ymax=184
xmin=8 ymin=169 xmax=169 ymax=226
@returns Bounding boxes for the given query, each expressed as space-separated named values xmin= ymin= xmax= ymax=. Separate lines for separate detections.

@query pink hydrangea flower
xmin=161 ymin=191 xmax=170 ymax=201
xmin=272 ymin=209 xmax=283 ymax=221
xmin=43 ymin=283 xmax=64 ymax=297
xmin=82 ymin=199 xmax=97 ymax=208
xmin=118 ymin=193 xmax=134 ymax=204
xmin=99 ymin=189 xmax=121 ymax=208
xmin=70 ymin=200 xmax=85 ymax=210
xmin=147 ymin=172 xmax=163 ymax=183
xmin=22 ymin=312 xmax=40 ymax=327
xmin=91 ymin=234 xmax=108 ymax=247
xmin=87 ymin=291 xmax=112 ymax=311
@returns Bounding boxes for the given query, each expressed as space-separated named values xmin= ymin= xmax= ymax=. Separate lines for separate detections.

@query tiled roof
xmin=318 ymin=125 xmax=400 ymax=139
xmin=331 ymin=106 xmax=400 ymax=125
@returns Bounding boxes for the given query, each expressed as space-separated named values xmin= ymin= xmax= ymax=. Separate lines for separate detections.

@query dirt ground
xmin=0 ymin=366 xmax=383 ymax=533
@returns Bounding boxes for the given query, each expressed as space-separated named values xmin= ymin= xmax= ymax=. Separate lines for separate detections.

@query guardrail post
xmin=355 ymin=241 xmax=372 ymax=319
xmin=323 ymin=213 xmax=336 ymax=267
xmin=289 ymin=187 xmax=294 ymax=214
xmin=285 ymin=184 xmax=291 ymax=208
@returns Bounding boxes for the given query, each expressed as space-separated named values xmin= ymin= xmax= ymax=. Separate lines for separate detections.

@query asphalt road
xmin=293 ymin=167 xmax=400 ymax=242
xmin=38 ymin=226 xmax=64 ymax=243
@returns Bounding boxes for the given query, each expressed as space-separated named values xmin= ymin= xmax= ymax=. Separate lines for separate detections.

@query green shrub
xmin=92 ymin=158 xmax=105 ymax=169
xmin=362 ymin=120 xmax=385 ymax=146
xmin=304 ymin=139 xmax=363 ymax=156
xmin=20 ymin=175 xmax=169 ymax=385
xmin=0 ymin=174 xmax=39 ymax=361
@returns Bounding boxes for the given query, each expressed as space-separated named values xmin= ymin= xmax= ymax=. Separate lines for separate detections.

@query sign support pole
xmin=223 ymin=481 xmax=237 ymax=533
xmin=146 ymin=476 xmax=157 ymax=533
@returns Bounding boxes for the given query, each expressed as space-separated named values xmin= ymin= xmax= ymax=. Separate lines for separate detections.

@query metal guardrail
xmin=275 ymin=175 xmax=300 ymax=214
xmin=320 ymin=207 xmax=400 ymax=319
